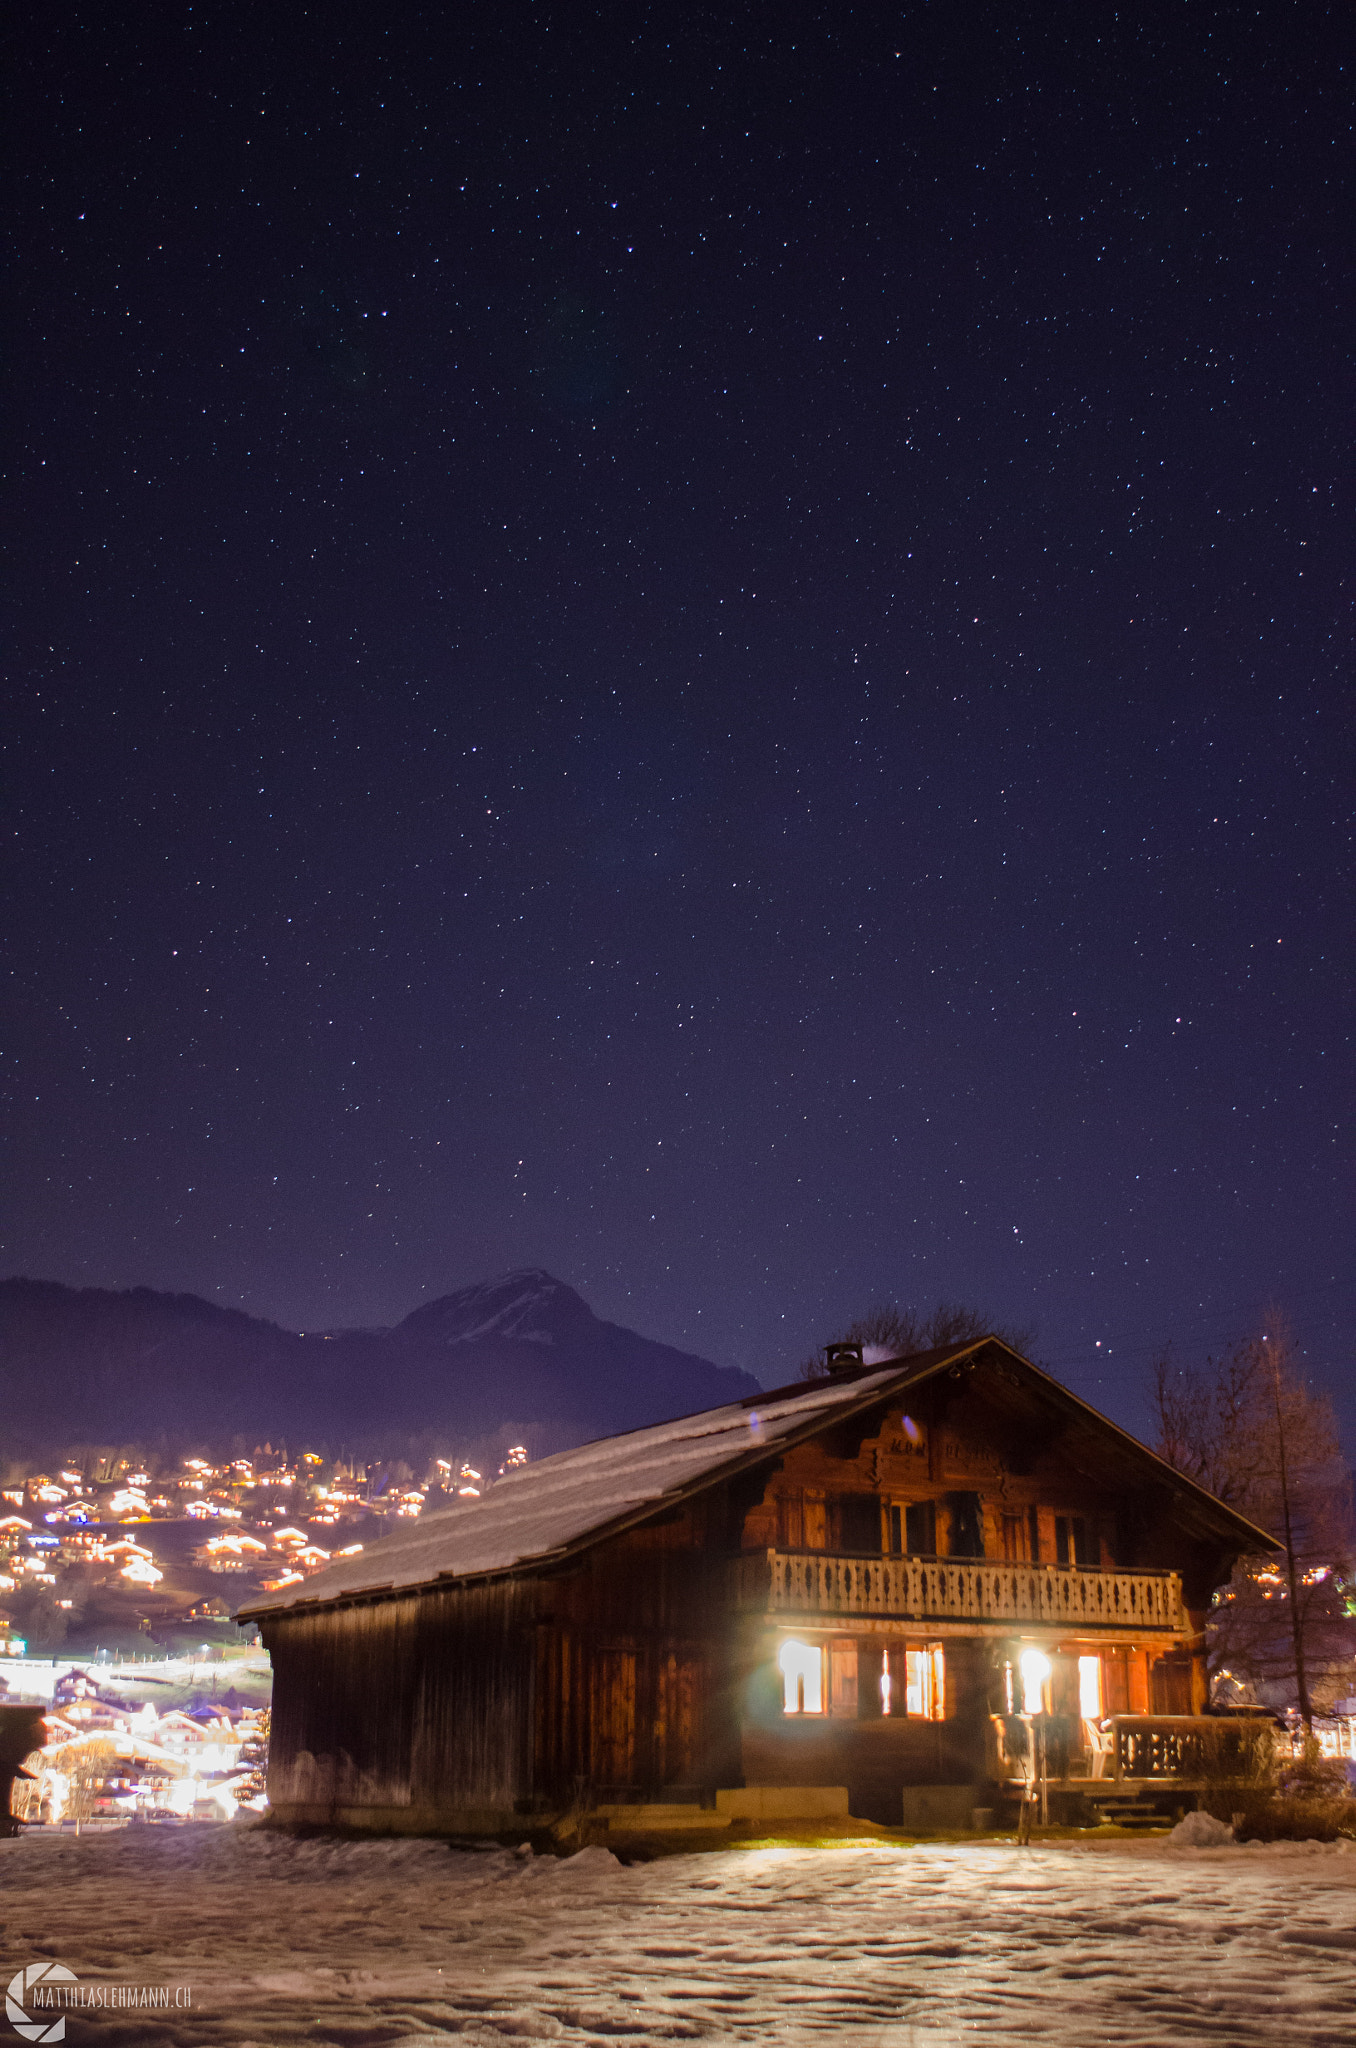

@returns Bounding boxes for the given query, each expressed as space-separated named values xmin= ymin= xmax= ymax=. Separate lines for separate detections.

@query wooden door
xmin=652 ymin=1651 xmax=704 ymax=1785
xmin=829 ymin=1641 xmax=859 ymax=1718
xmin=590 ymin=1647 xmax=636 ymax=1789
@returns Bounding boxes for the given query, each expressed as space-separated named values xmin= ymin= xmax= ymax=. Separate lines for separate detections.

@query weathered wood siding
xmin=530 ymin=1518 xmax=741 ymax=1802
xmin=262 ymin=1515 xmax=742 ymax=1818
xmin=264 ymin=1577 xmax=534 ymax=1819
xmin=737 ymin=1361 xmax=1226 ymax=1580
xmin=740 ymin=1633 xmax=995 ymax=1822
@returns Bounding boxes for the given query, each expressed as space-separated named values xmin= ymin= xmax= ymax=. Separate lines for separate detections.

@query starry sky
xmin=6 ymin=4 xmax=1352 ymax=1438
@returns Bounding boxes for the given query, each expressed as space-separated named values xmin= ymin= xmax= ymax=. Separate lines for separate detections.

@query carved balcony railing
xmin=1111 ymin=1714 xmax=1211 ymax=1779
xmin=732 ymin=1550 xmax=1184 ymax=1635
xmin=992 ymin=1714 xmax=1278 ymax=1785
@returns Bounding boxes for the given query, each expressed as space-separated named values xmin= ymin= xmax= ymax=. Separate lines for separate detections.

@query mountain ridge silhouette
xmin=0 ymin=1269 xmax=761 ymax=1464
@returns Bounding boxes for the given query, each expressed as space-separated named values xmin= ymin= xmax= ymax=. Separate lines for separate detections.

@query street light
xmin=1019 ymin=1649 xmax=1054 ymax=1831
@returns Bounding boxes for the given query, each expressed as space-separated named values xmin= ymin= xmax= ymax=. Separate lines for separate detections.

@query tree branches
xmin=800 ymin=1300 xmax=1035 ymax=1381
xmin=1150 ymin=1313 xmax=1354 ymax=1725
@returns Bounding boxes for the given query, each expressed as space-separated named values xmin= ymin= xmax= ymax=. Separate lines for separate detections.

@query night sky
xmin=6 ymin=6 xmax=1351 ymax=1437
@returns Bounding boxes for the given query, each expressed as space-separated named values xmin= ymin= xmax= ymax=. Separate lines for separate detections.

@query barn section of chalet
xmin=239 ymin=1338 xmax=1274 ymax=1833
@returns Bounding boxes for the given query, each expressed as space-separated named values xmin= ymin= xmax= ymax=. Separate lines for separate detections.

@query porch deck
xmin=996 ymin=1713 xmax=1260 ymax=1795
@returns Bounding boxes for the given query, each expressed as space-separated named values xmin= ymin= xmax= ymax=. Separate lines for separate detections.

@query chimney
xmin=823 ymin=1341 xmax=865 ymax=1378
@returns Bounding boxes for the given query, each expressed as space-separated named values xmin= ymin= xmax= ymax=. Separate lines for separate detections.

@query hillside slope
xmin=0 ymin=1270 xmax=760 ymax=1463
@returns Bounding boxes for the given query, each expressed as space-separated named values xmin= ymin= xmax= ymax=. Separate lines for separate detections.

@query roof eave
xmin=961 ymin=1337 xmax=1281 ymax=1553
xmin=238 ymin=1358 xmax=944 ymax=1622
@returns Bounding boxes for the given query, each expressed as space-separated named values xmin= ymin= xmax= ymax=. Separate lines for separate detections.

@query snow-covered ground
xmin=3 ymin=1826 xmax=1353 ymax=2045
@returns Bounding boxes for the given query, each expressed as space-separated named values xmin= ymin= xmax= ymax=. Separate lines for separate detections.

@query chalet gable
xmin=240 ymin=1337 xmax=1274 ymax=1622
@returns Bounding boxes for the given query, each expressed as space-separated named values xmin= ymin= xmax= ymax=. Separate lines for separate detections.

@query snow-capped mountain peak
xmin=395 ymin=1269 xmax=595 ymax=1347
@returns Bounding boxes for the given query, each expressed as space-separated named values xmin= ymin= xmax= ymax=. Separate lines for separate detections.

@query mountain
xmin=0 ymin=1270 xmax=762 ymax=1466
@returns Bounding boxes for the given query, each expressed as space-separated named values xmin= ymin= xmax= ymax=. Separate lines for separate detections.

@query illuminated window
xmin=904 ymin=1644 xmax=945 ymax=1720
xmin=779 ymin=1638 xmax=824 ymax=1714
xmin=1019 ymin=1647 xmax=1051 ymax=1715
xmin=1078 ymin=1655 xmax=1103 ymax=1720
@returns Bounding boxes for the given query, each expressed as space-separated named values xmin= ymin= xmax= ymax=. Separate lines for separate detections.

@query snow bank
xmin=559 ymin=1843 xmax=619 ymax=1872
xmin=1167 ymin=1809 xmax=1236 ymax=1848
xmin=1242 ymin=1834 xmax=1356 ymax=1856
xmin=1166 ymin=1810 xmax=1356 ymax=1854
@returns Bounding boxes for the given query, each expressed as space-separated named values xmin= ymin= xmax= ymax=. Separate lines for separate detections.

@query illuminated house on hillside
xmin=240 ymin=1337 xmax=1275 ymax=1833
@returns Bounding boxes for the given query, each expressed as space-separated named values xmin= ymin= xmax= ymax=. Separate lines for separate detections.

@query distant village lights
xmin=0 ymin=1440 xmax=533 ymax=1681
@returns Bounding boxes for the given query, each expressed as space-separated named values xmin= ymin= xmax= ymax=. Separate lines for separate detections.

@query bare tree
xmin=1150 ymin=1313 xmax=1354 ymax=1728
xmin=800 ymin=1301 xmax=1035 ymax=1380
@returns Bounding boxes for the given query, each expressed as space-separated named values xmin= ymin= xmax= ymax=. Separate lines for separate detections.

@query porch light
xmin=1019 ymin=1647 xmax=1051 ymax=1715
xmin=778 ymin=1637 xmax=824 ymax=1714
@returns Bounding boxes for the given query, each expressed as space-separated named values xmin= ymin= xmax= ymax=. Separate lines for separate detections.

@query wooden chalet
xmin=239 ymin=1338 xmax=1275 ymax=1833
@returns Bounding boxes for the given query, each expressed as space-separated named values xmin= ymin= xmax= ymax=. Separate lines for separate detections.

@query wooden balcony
xmin=733 ymin=1550 xmax=1184 ymax=1637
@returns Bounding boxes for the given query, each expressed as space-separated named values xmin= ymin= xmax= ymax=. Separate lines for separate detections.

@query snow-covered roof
xmin=239 ymin=1334 xmax=1278 ymax=1621
xmin=239 ymin=1365 xmax=912 ymax=1617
